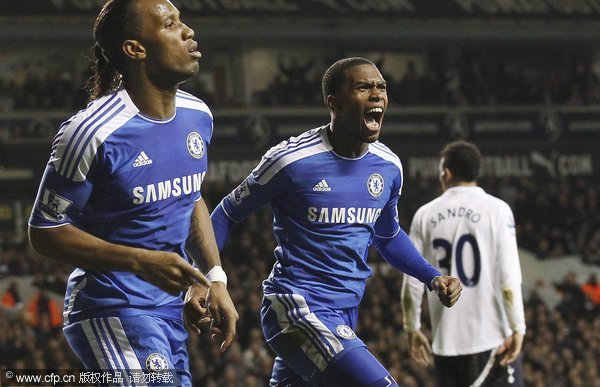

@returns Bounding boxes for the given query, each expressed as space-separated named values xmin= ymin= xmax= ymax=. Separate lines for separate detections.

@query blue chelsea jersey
xmin=221 ymin=125 xmax=404 ymax=308
xmin=29 ymin=88 xmax=213 ymax=323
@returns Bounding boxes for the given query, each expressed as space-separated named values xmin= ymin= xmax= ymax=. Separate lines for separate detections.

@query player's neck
xmin=124 ymin=80 xmax=178 ymax=120
xmin=448 ymin=181 xmax=478 ymax=188
xmin=327 ymin=125 xmax=368 ymax=158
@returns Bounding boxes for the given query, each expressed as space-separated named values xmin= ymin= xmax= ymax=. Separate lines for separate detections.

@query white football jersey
xmin=402 ymin=186 xmax=526 ymax=356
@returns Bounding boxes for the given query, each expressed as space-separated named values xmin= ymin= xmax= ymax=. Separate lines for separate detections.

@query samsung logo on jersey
xmin=307 ymin=207 xmax=382 ymax=224
xmin=132 ymin=171 xmax=206 ymax=204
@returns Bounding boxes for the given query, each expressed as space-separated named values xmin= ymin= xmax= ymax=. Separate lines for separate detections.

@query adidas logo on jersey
xmin=313 ymin=179 xmax=331 ymax=192
xmin=133 ymin=151 xmax=153 ymax=167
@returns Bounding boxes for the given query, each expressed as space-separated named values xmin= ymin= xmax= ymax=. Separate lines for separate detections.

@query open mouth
xmin=364 ymin=107 xmax=384 ymax=130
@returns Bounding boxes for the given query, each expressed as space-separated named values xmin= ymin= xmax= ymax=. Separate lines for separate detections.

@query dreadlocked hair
xmin=85 ymin=0 xmax=140 ymax=101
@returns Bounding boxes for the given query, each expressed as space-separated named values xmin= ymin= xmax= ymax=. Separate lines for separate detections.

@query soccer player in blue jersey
xmin=207 ymin=57 xmax=463 ymax=386
xmin=27 ymin=0 xmax=238 ymax=385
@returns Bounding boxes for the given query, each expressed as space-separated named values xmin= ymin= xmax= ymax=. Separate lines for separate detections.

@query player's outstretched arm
xmin=431 ymin=275 xmax=463 ymax=307
xmin=407 ymin=330 xmax=432 ymax=366
xmin=28 ymin=224 xmax=209 ymax=295
xmin=373 ymin=229 xmax=441 ymax=287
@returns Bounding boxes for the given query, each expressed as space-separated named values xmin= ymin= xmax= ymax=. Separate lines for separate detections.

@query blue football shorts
xmin=261 ymin=291 xmax=397 ymax=387
xmin=63 ymin=315 xmax=190 ymax=386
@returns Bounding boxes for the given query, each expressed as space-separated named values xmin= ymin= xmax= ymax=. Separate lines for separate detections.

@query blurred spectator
xmin=555 ymin=272 xmax=587 ymax=321
xmin=580 ymin=273 xmax=600 ymax=312
xmin=25 ymin=288 xmax=62 ymax=329
xmin=529 ymin=279 xmax=561 ymax=311
xmin=1 ymin=280 xmax=23 ymax=310
xmin=277 ymin=56 xmax=315 ymax=104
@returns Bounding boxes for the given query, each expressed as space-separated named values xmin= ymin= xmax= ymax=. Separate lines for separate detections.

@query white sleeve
xmin=401 ymin=273 xmax=426 ymax=332
xmin=502 ymin=285 xmax=526 ymax=334
xmin=497 ymin=203 xmax=526 ymax=334
xmin=401 ymin=213 xmax=427 ymax=332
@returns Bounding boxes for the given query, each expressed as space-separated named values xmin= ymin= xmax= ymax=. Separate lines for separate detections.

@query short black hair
xmin=322 ymin=57 xmax=376 ymax=101
xmin=440 ymin=141 xmax=482 ymax=182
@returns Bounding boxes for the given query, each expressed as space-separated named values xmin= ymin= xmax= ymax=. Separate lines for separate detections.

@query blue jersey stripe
xmin=102 ymin=317 xmax=128 ymax=386
xmin=176 ymin=90 xmax=200 ymax=102
xmin=287 ymin=295 xmax=335 ymax=359
xmin=295 ymin=319 xmax=334 ymax=362
xmin=256 ymin=130 xmax=321 ymax=174
xmin=296 ymin=317 xmax=335 ymax=360
xmin=176 ymin=89 xmax=194 ymax=98
xmin=371 ymin=142 xmax=399 ymax=160
xmin=279 ymin=294 xmax=334 ymax=361
xmin=255 ymin=135 xmax=322 ymax=181
xmin=59 ymin=95 xmax=120 ymax=177
xmin=370 ymin=142 xmax=403 ymax=177
xmin=99 ymin=317 xmax=131 ymax=380
xmin=90 ymin=319 xmax=113 ymax=370
xmin=255 ymin=138 xmax=322 ymax=182
xmin=63 ymin=98 xmax=123 ymax=178
xmin=66 ymin=104 xmax=126 ymax=181
xmin=58 ymin=93 xmax=118 ymax=175
xmin=277 ymin=294 xmax=299 ymax=321
xmin=51 ymin=132 xmax=63 ymax=152
xmin=95 ymin=319 xmax=120 ymax=372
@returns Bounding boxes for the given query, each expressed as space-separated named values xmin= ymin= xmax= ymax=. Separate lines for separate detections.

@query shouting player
xmin=205 ymin=57 xmax=463 ymax=386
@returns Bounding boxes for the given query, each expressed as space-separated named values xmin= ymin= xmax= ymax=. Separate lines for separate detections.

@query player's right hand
xmin=432 ymin=275 xmax=463 ymax=307
xmin=136 ymin=250 xmax=210 ymax=295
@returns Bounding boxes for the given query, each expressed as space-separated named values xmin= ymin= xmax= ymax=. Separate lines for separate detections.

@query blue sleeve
xmin=211 ymin=159 xmax=289 ymax=250
xmin=210 ymin=202 xmax=237 ymax=252
xmin=373 ymin=228 xmax=441 ymax=290
xmin=29 ymin=162 xmax=94 ymax=227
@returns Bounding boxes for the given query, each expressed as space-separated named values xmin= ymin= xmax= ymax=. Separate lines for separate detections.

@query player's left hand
xmin=497 ymin=332 xmax=524 ymax=366
xmin=432 ymin=275 xmax=462 ymax=307
xmin=205 ymin=282 xmax=239 ymax=352
xmin=183 ymin=283 xmax=211 ymax=335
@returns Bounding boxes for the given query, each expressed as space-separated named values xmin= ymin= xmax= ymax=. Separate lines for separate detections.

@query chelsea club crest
xmin=336 ymin=324 xmax=356 ymax=339
xmin=367 ymin=173 xmax=384 ymax=198
xmin=146 ymin=353 xmax=169 ymax=372
xmin=187 ymin=132 xmax=205 ymax=159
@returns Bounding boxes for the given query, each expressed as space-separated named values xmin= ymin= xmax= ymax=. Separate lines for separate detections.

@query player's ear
xmin=122 ymin=40 xmax=146 ymax=60
xmin=326 ymin=95 xmax=337 ymax=111
xmin=442 ymin=167 xmax=453 ymax=182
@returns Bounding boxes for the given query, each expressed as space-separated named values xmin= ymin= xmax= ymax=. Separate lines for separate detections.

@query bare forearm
xmin=186 ymin=198 xmax=222 ymax=272
xmin=28 ymin=224 xmax=144 ymax=273
xmin=29 ymin=223 xmax=209 ymax=295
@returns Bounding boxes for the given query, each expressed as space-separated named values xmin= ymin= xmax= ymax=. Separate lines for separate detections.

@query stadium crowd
xmin=0 ymin=45 xmax=599 ymax=385
xmin=1 ymin=49 xmax=600 ymax=117
xmin=257 ymin=52 xmax=600 ymax=108
xmin=1 ymin=179 xmax=599 ymax=386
